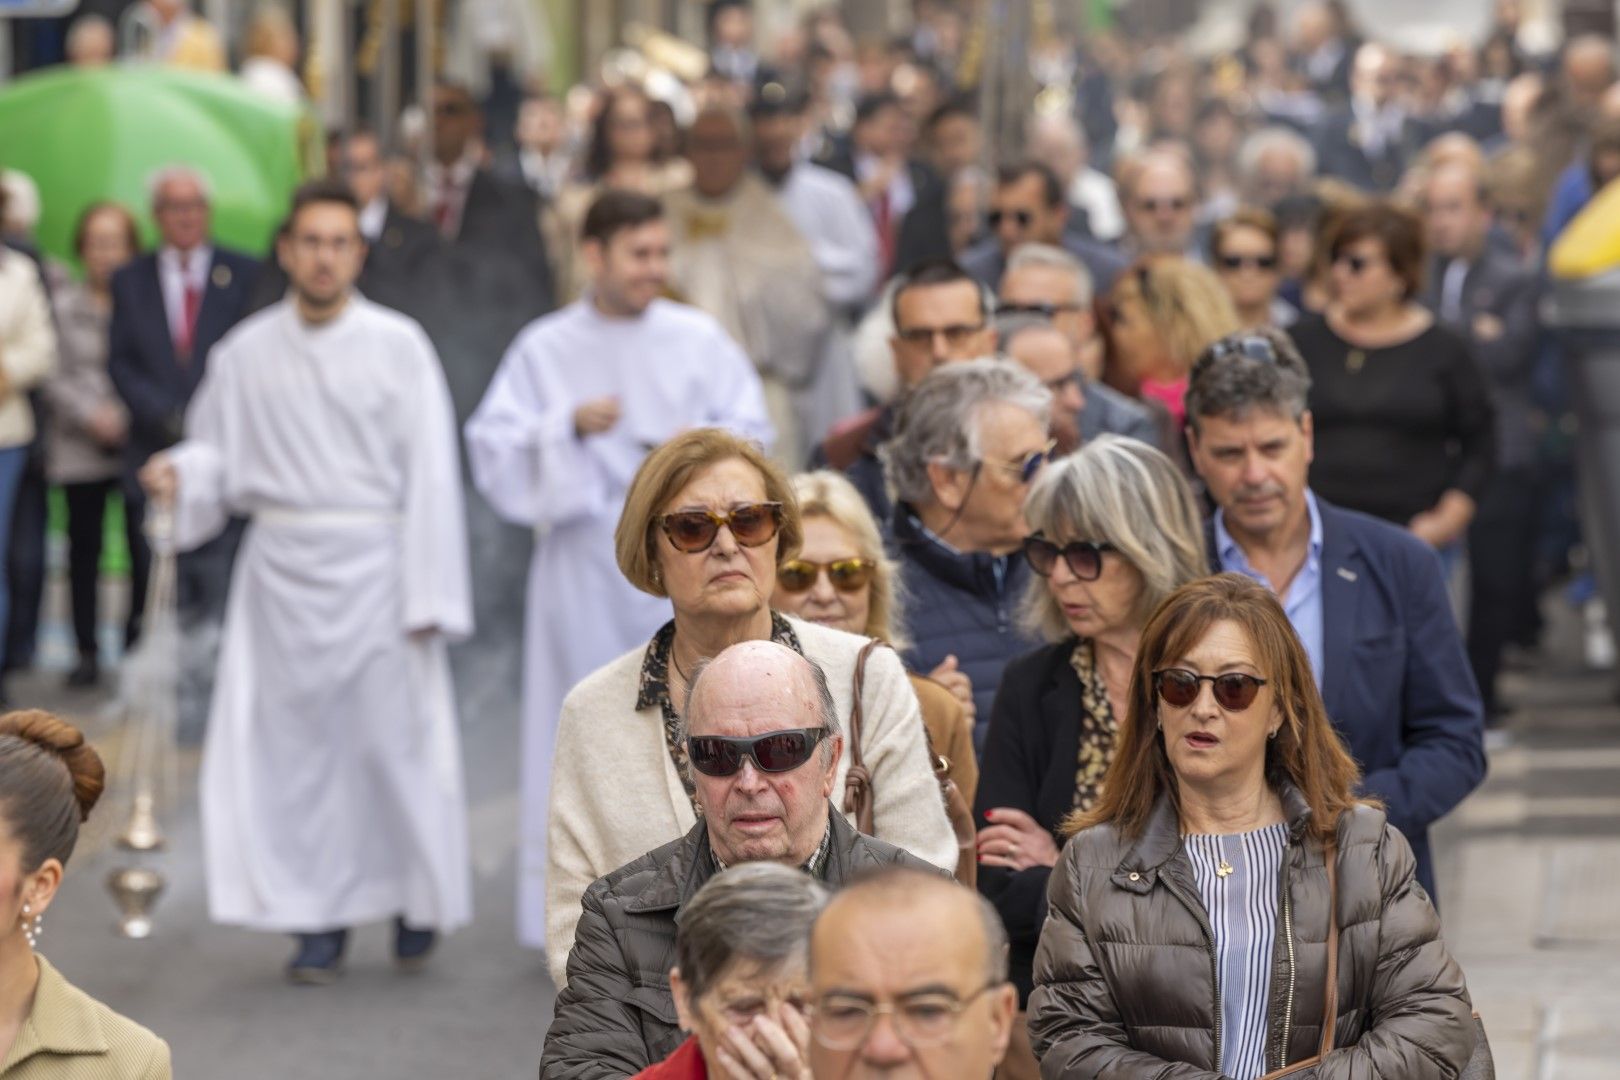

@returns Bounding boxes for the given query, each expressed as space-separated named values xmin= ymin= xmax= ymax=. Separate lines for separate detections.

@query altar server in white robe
xmin=463 ymin=189 xmax=773 ymax=951
xmin=141 ymin=181 xmax=473 ymax=984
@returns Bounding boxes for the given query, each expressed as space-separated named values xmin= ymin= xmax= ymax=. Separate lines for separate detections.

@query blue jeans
xmin=0 ymin=445 xmax=31 ymax=674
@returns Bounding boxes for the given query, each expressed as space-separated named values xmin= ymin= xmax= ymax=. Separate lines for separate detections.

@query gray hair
xmin=1020 ymin=435 xmax=1209 ymax=640
xmin=1184 ymin=327 xmax=1313 ymax=434
xmin=880 ymin=359 xmax=1053 ymax=510
xmin=1237 ymin=127 xmax=1317 ymax=189
xmin=147 ymin=164 xmax=213 ymax=208
xmin=676 ymin=863 xmax=829 ymax=1004
xmin=680 ymin=646 xmax=842 ymax=772
xmin=1005 ymin=242 xmax=1094 ymax=308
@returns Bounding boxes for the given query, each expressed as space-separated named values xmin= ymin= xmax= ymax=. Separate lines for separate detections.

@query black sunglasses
xmin=1139 ymin=196 xmax=1190 ymax=213
xmin=1217 ymin=253 xmax=1278 ymax=272
xmin=686 ymin=727 xmax=830 ymax=777
xmin=1154 ymin=669 xmax=1268 ymax=711
xmin=657 ymin=502 xmax=783 ymax=553
xmin=1206 ymin=334 xmax=1282 ymax=364
xmin=988 ymin=209 xmax=1034 ymax=229
xmin=1023 ymin=534 xmax=1116 ymax=580
xmin=996 ymin=301 xmax=1081 ymax=319
xmin=896 ymin=323 xmax=986 ymax=347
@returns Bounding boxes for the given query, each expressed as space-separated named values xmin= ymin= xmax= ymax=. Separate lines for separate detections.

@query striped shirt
xmin=1185 ymin=822 xmax=1290 ymax=1080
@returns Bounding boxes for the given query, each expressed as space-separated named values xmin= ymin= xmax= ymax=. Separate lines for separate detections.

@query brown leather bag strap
xmin=847 ymin=639 xmax=882 ymax=769
xmin=1318 ymin=840 xmax=1340 ymax=1059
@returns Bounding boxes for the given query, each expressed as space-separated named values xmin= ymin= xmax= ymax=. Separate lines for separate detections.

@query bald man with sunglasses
xmin=541 ymin=641 xmax=941 ymax=1080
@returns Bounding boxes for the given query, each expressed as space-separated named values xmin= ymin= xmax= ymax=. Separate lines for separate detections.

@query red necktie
xmin=176 ymin=259 xmax=203 ymax=362
xmin=874 ymin=190 xmax=896 ymax=279
xmin=435 ymin=180 xmax=458 ymax=238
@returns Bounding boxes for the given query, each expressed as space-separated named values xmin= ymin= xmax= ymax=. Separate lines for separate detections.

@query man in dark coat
xmin=540 ymin=642 xmax=939 ymax=1079
xmin=1310 ymin=43 xmax=1423 ymax=193
xmin=1184 ymin=328 xmax=1487 ymax=899
xmin=958 ymin=161 xmax=1126 ymax=299
xmin=882 ymin=361 xmax=1052 ymax=748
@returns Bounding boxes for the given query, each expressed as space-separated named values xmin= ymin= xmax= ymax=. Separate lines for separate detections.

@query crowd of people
xmin=3 ymin=0 xmax=1618 ymax=1076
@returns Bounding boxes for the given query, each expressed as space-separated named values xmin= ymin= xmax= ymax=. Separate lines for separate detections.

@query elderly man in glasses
xmin=541 ymin=640 xmax=938 ymax=1079
xmin=808 ymin=867 xmax=1017 ymax=1078
xmin=1185 ymin=327 xmax=1485 ymax=903
xmin=881 ymin=360 xmax=1053 ymax=748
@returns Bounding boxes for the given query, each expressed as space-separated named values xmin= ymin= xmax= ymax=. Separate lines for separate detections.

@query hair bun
xmin=0 ymin=710 xmax=106 ymax=821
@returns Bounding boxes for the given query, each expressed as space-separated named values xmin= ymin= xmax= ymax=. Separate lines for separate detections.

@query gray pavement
xmin=20 ymin=572 xmax=1620 ymax=1079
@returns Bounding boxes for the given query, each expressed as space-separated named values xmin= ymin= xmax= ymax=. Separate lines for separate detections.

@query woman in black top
xmin=1291 ymin=201 xmax=1495 ymax=541
xmin=973 ymin=436 xmax=1208 ymax=1067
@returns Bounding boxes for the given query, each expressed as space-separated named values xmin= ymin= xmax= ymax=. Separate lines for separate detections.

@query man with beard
xmin=465 ymin=190 xmax=772 ymax=954
xmin=140 ymin=180 xmax=475 ymax=982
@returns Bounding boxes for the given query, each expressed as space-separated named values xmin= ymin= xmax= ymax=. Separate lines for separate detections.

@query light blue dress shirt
xmin=1214 ymin=491 xmax=1325 ymax=686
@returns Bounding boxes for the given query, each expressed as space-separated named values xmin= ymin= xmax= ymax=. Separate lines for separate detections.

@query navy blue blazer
xmin=107 ymin=247 xmax=258 ymax=478
xmin=1209 ymin=497 xmax=1487 ymax=899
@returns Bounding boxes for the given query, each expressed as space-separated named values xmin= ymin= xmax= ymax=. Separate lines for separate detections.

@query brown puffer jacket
xmin=1029 ymin=781 xmax=1476 ymax=1078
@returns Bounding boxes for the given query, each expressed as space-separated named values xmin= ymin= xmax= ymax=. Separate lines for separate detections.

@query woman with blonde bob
xmin=544 ymin=430 xmax=955 ymax=987
xmin=771 ymin=470 xmax=977 ymax=806
xmin=1029 ymin=574 xmax=1478 ymax=1079
xmin=972 ymin=435 xmax=1207 ymax=1074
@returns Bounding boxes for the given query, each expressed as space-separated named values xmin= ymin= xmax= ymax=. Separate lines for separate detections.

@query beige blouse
xmin=0 ymin=956 xmax=171 ymax=1079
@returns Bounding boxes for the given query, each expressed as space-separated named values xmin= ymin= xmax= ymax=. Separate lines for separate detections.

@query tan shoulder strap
xmin=847 ymin=639 xmax=883 ymax=769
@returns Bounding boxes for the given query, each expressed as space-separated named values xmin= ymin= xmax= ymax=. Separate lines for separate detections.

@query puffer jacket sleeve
xmin=1318 ymin=824 xmax=1475 ymax=1080
xmin=860 ymin=643 xmax=959 ymax=873
xmin=1029 ymin=846 xmax=1225 ymax=1080
xmin=539 ymin=881 xmax=652 ymax=1080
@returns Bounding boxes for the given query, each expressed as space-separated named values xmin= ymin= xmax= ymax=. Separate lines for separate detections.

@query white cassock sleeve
xmin=168 ymin=345 xmax=232 ymax=553
xmin=810 ymin=175 xmax=881 ymax=309
xmin=402 ymin=325 xmax=474 ymax=641
xmin=464 ymin=331 xmax=610 ymax=533
xmin=702 ymin=322 xmax=777 ymax=452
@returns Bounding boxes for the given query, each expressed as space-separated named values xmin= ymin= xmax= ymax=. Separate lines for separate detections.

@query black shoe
xmin=287 ymin=929 xmax=348 ymax=985
xmin=66 ymin=658 xmax=100 ymax=689
xmin=393 ymin=916 xmax=437 ymax=972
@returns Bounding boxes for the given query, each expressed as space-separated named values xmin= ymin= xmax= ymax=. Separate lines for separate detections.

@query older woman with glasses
xmin=634 ymin=863 xmax=826 ymax=1080
xmin=973 ymin=435 xmax=1207 ymax=1077
xmin=544 ymin=428 xmax=956 ymax=987
xmin=1030 ymin=574 xmax=1480 ymax=1078
xmin=1288 ymin=201 xmax=1494 ymax=551
xmin=1211 ymin=207 xmax=1297 ymax=331
xmin=772 ymin=470 xmax=978 ymax=808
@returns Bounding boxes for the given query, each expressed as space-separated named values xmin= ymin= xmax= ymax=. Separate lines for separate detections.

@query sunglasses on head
xmin=1023 ymin=534 xmax=1116 ymax=580
xmin=1217 ymin=253 xmax=1278 ymax=272
xmin=988 ymin=209 xmax=1034 ymax=229
xmin=981 ymin=438 xmax=1057 ymax=485
xmin=1153 ymin=668 xmax=1268 ymax=711
xmin=777 ymin=558 xmax=875 ymax=594
xmin=658 ymin=502 xmax=783 ymax=553
xmin=1205 ymin=333 xmax=1282 ymax=365
xmin=686 ymin=727 xmax=830 ymax=777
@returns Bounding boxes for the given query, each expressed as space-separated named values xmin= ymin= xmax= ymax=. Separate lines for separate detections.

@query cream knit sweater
xmin=545 ymin=615 xmax=956 ymax=985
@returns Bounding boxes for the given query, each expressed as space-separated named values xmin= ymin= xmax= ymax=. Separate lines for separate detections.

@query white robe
xmin=462 ymin=297 xmax=774 ymax=950
xmin=168 ymin=298 xmax=474 ymax=933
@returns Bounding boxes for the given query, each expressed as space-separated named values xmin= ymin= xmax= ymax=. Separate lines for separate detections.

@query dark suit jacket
xmin=819 ymin=151 xmax=952 ymax=275
xmin=973 ymin=637 xmax=1090 ymax=1004
xmin=107 ymin=246 xmax=257 ymax=476
xmin=1206 ymin=498 xmax=1487 ymax=898
xmin=1421 ymin=247 xmax=1540 ymax=469
xmin=1310 ymin=107 xmax=1423 ymax=193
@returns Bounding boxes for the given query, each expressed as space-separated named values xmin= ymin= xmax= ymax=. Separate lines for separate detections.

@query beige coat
xmin=44 ymin=282 xmax=125 ymax=485
xmin=0 ymin=250 xmax=57 ymax=450
xmin=545 ymin=615 xmax=956 ymax=986
xmin=0 ymin=956 xmax=171 ymax=1079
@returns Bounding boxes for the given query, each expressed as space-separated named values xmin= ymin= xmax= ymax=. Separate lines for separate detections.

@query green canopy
xmin=0 ymin=64 xmax=314 ymax=266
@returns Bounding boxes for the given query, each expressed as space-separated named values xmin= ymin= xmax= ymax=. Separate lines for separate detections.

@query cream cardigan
xmin=0 ymin=251 xmax=57 ymax=449
xmin=545 ymin=615 xmax=956 ymax=985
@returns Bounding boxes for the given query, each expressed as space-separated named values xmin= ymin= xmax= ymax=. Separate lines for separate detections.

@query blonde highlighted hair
xmin=1020 ymin=435 xmax=1209 ymax=641
xmin=1113 ymin=258 xmax=1242 ymax=376
xmin=790 ymin=471 xmax=909 ymax=650
xmin=614 ymin=429 xmax=802 ymax=598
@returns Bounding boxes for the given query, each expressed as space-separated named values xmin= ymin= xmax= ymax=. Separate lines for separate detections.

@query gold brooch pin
xmin=212 ymin=264 xmax=232 ymax=288
xmin=1216 ymin=859 xmax=1234 ymax=878
xmin=1346 ymin=349 xmax=1366 ymax=374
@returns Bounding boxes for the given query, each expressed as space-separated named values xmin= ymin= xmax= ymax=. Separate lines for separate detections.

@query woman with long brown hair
xmin=1028 ymin=574 xmax=1477 ymax=1078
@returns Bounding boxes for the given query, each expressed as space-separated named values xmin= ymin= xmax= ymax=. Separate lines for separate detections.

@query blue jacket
xmin=1209 ymin=497 xmax=1487 ymax=898
xmin=890 ymin=505 xmax=1042 ymax=752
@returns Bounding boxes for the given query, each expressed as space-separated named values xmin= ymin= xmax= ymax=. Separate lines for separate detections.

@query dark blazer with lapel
xmin=107 ymin=246 xmax=257 ymax=476
xmin=1309 ymin=106 xmax=1421 ymax=193
xmin=1420 ymin=247 xmax=1540 ymax=469
xmin=819 ymin=150 xmax=952 ymax=274
xmin=973 ymin=638 xmax=1089 ymax=1005
xmin=1207 ymin=497 xmax=1487 ymax=898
